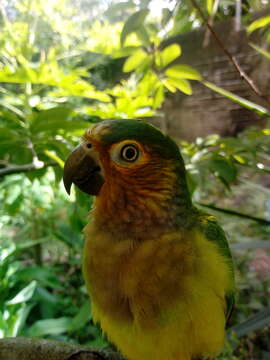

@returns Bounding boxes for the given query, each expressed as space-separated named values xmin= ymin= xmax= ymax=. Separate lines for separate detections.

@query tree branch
xmin=0 ymin=337 xmax=123 ymax=360
xmin=197 ymin=202 xmax=270 ymax=225
xmin=0 ymin=162 xmax=56 ymax=177
xmin=190 ymin=0 xmax=270 ymax=105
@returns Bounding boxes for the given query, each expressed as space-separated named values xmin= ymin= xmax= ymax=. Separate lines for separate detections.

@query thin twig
xmin=203 ymin=0 xmax=220 ymax=47
xmin=190 ymin=0 xmax=270 ymax=105
xmin=197 ymin=202 xmax=270 ymax=225
xmin=0 ymin=161 xmax=56 ymax=177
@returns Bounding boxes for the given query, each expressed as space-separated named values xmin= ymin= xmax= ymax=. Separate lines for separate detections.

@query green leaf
xmin=69 ymin=301 xmax=91 ymax=332
xmin=167 ymin=77 xmax=192 ymax=95
xmin=157 ymin=44 xmax=182 ymax=68
xmin=247 ymin=15 xmax=270 ymax=33
xmin=123 ymin=49 xmax=147 ymax=72
xmin=137 ymin=55 xmax=154 ymax=74
xmin=249 ymin=42 xmax=270 ymax=60
xmin=186 ymin=170 xmax=198 ymax=195
xmin=0 ymin=127 xmax=21 ymax=141
xmin=27 ymin=317 xmax=71 ymax=337
xmin=53 ymin=224 xmax=83 ymax=249
xmin=0 ymin=244 xmax=16 ymax=262
xmin=0 ymin=99 xmax=24 ymax=118
xmin=90 ymin=335 xmax=109 ymax=348
xmin=6 ymin=193 xmax=24 ymax=216
xmin=6 ymin=281 xmax=37 ymax=305
xmin=209 ymin=155 xmax=237 ymax=184
xmin=5 ymin=185 xmax=21 ymax=206
xmin=30 ymin=106 xmax=72 ymax=131
xmin=121 ymin=9 xmax=149 ymax=46
xmin=30 ymin=107 xmax=90 ymax=134
xmin=11 ymin=304 xmax=33 ymax=337
xmin=165 ymin=64 xmax=202 ymax=80
xmin=161 ymin=8 xmax=172 ymax=27
xmin=113 ymin=46 xmax=141 ymax=58
xmin=136 ymin=26 xmax=150 ymax=46
xmin=0 ymin=64 xmax=110 ymax=102
xmin=16 ymin=266 xmax=59 ymax=288
xmin=202 ymin=81 xmax=270 ymax=118
xmin=16 ymin=239 xmax=48 ymax=251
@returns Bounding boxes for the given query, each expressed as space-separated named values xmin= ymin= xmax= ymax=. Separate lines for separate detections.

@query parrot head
xmin=63 ymin=119 xmax=193 ymax=235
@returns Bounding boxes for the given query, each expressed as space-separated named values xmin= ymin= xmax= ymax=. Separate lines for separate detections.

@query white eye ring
xmin=121 ymin=144 xmax=139 ymax=162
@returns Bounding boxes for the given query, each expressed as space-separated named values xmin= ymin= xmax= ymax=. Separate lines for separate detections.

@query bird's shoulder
xmin=195 ymin=210 xmax=235 ymax=322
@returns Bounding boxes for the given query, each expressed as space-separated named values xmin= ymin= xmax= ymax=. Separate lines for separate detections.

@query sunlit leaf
xmin=6 ymin=281 xmax=37 ymax=305
xmin=233 ymin=155 xmax=246 ymax=164
xmin=156 ymin=44 xmax=181 ymax=68
xmin=207 ymin=0 xmax=214 ymax=14
xmin=11 ymin=304 xmax=33 ymax=337
xmin=123 ymin=49 xmax=147 ymax=72
xmin=153 ymin=84 xmax=164 ymax=109
xmin=0 ymin=99 xmax=24 ymax=118
xmin=44 ymin=150 xmax=64 ymax=168
xmin=162 ymin=78 xmax=176 ymax=93
xmin=165 ymin=64 xmax=202 ymax=80
xmin=0 ymin=64 xmax=110 ymax=102
xmin=249 ymin=42 xmax=270 ymax=60
xmin=167 ymin=77 xmax=192 ymax=95
xmin=203 ymin=81 xmax=270 ymax=118
xmin=0 ymin=244 xmax=16 ymax=262
xmin=247 ymin=15 xmax=270 ymax=33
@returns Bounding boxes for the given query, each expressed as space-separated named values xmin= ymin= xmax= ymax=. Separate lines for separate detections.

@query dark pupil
xmin=124 ymin=147 xmax=136 ymax=160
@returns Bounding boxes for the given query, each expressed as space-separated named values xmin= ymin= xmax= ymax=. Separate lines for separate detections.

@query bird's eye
xmin=120 ymin=144 xmax=139 ymax=162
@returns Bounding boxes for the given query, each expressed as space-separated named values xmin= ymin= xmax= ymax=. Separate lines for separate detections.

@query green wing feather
xmin=198 ymin=212 xmax=236 ymax=323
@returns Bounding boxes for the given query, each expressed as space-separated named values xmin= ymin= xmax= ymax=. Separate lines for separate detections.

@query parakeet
xmin=63 ymin=119 xmax=235 ymax=360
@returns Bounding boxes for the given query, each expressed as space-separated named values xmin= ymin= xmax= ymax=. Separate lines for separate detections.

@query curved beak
xmin=63 ymin=144 xmax=104 ymax=196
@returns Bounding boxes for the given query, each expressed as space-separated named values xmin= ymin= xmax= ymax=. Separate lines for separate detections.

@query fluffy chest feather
xmin=83 ymin=221 xmax=232 ymax=359
xmin=83 ymin=224 xmax=197 ymax=327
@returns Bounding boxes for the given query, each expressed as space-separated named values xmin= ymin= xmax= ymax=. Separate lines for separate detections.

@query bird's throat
xmin=92 ymin=166 xmax=193 ymax=239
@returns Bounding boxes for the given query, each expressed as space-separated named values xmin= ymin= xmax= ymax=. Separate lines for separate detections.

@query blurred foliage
xmin=0 ymin=0 xmax=270 ymax=359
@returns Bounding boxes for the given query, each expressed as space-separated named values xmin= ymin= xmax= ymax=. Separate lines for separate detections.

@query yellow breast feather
xmin=83 ymin=223 xmax=233 ymax=360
